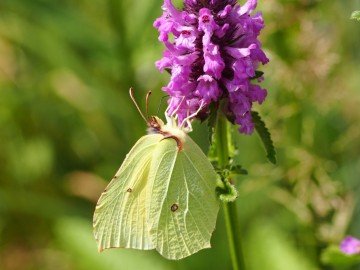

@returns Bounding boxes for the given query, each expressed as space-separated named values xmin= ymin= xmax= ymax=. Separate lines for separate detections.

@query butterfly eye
xmin=170 ymin=204 xmax=179 ymax=212
xmin=126 ymin=188 xmax=133 ymax=193
xmin=150 ymin=117 xmax=160 ymax=127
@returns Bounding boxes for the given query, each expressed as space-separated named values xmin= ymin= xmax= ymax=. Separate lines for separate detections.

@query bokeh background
xmin=1 ymin=0 xmax=360 ymax=269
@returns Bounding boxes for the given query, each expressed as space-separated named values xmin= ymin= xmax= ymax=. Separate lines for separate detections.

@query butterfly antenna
xmin=157 ymin=95 xmax=169 ymax=115
xmin=129 ymin=88 xmax=148 ymax=123
xmin=145 ymin=90 xmax=152 ymax=118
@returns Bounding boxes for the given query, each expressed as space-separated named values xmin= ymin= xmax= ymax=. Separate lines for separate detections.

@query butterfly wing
xmin=147 ymin=135 xmax=220 ymax=260
xmin=93 ymin=134 xmax=163 ymax=252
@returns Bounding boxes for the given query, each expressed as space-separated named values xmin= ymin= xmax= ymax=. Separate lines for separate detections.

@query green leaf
xmin=350 ymin=10 xmax=360 ymax=21
xmin=214 ymin=165 xmax=246 ymax=202
xmin=251 ymin=111 xmax=277 ymax=164
xmin=321 ymin=245 xmax=360 ymax=268
xmin=251 ymin=70 xmax=264 ymax=80
xmin=216 ymin=178 xmax=238 ymax=202
xmin=227 ymin=164 xmax=248 ymax=176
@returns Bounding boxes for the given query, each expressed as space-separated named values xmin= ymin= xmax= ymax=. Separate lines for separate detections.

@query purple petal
xmin=226 ymin=43 xmax=257 ymax=59
xmin=155 ymin=56 xmax=171 ymax=71
xmin=218 ymin=5 xmax=233 ymax=19
xmin=203 ymin=43 xmax=225 ymax=79
xmin=238 ymin=0 xmax=257 ymax=16
xmin=196 ymin=75 xmax=221 ymax=103
xmin=238 ymin=114 xmax=254 ymax=134
xmin=198 ymin=8 xmax=219 ymax=46
xmin=198 ymin=8 xmax=219 ymax=33
xmin=162 ymin=0 xmax=182 ymax=19
xmin=175 ymin=26 xmax=197 ymax=50
xmin=248 ymin=84 xmax=267 ymax=104
xmin=340 ymin=236 xmax=360 ymax=255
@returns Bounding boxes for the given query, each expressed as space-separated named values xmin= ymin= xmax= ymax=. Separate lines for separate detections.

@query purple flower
xmin=154 ymin=0 xmax=269 ymax=134
xmin=340 ymin=236 xmax=360 ymax=255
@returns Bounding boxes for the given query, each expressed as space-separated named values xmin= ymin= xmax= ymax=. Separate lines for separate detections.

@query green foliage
xmin=55 ymin=218 xmax=174 ymax=270
xmin=351 ymin=10 xmax=360 ymax=21
xmin=246 ymin=221 xmax=318 ymax=270
xmin=251 ymin=111 xmax=277 ymax=164
xmin=321 ymin=245 xmax=360 ymax=269
xmin=251 ymin=70 xmax=264 ymax=80
xmin=0 ymin=0 xmax=360 ymax=269
xmin=208 ymin=113 xmax=240 ymax=166
xmin=215 ymin=164 xmax=248 ymax=202
xmin=216 ymin=177 xmax=238 ymax=202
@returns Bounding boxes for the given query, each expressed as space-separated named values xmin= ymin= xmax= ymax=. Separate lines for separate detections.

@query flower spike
xmin=154 ymin=0 xmax=268 ymax=134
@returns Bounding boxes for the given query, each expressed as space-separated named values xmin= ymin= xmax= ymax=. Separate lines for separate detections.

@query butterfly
xmin=93 ymin=89 xmax=219 ymax=260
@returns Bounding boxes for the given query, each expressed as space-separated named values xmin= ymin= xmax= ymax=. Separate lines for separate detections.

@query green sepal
xmin=210 ymin=161 xmax=248 ymax=182
xmin=216 ymin=177 xmax=238 ymax=202
xmin=350 ymin=10 xmax=360 ymax=21
xmin=214 ymin=165 xmax=248 ymax=177
xmin=251 ymin=111 xmax=277 ymax=164
xmin=251 ymin=70 xmax=264 ymax=80
xmin=165 ymin=68 xmax=172 ymax=74
xmin=226 ymin=164 xmax=248 ymax=176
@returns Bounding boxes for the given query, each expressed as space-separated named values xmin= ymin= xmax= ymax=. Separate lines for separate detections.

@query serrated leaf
xmin=216 ymin=178 xmax=238 ymax=202
xmin=215 ymin=165 xmax=247 ymax=180
xmin=251 ymin=111 xmax=277 ymax=164
xmin=350 ymin=10 xmax=360 ymax=21
xmin=228 ymin=164 xmax=248 ymax=176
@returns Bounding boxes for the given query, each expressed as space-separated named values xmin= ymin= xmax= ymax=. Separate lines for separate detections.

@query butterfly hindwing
xmin=147 ymin=135 xmax=220 ymax=260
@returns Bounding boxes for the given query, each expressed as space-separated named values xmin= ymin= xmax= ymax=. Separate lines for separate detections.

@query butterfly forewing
xmin=147 ymin=135 xmax=220 ymax=260
xmin=93 ymin=134 xmax=162 ymax=252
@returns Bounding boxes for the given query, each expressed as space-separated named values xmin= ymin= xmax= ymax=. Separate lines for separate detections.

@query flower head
xmin=154 ymin=0 xmax=268 ymax=134
xmin=340 ymin=236 xmax=360 ymax=255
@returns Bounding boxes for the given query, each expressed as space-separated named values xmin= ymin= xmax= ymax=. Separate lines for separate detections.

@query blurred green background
xmin=0 ymin=0 xmax=360 ymax=269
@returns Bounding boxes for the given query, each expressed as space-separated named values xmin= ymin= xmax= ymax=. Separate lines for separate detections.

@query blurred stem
xmin=215 ymin=113 xmax=246 ymax=270
xmin=107 ymin=0 xmax=136 ymax=88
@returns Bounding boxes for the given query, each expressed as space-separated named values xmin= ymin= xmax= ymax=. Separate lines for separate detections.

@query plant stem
xmin=223 ymin=201 xmax=245 ymax=270
xmin=215 ymin=114 xmax=246 ymax=270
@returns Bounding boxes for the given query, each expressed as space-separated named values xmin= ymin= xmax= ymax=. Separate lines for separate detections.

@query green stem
xmin=215 ymin=114 xmax=246 ymax=270
xmin=223 ymin=201 xmax=245 ymax=270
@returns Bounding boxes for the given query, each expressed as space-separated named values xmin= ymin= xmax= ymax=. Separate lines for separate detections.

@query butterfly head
xmin=147 ymin=116 xmax=165 ymax=134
